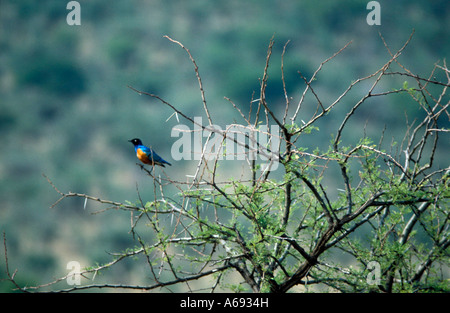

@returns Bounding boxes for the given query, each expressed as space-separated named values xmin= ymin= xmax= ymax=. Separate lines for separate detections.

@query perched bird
xmin=128 ymin=138 xmax=172 ymax=167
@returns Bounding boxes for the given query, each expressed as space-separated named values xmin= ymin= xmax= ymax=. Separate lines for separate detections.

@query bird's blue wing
xmin=140 ymin=145 xmax=171 ymax=166
xmin=138 ymin=145 xmax=152 ymax=155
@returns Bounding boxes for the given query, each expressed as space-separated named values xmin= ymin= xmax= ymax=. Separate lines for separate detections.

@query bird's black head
xmin=128 ymin=138 xmax=143 ymax=146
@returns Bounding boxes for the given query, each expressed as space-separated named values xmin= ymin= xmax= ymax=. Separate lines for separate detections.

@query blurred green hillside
xmin=0 ymin=0 xmax=448 ymax=291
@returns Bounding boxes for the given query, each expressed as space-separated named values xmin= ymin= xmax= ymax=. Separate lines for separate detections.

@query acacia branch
xmin=163 ymin=35 xmax=212 ymax=125
xmin=50 ymin=264 xmax=232 ymax=293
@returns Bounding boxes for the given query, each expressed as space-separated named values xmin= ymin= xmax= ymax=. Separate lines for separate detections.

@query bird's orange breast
xmin=136 ymin=148 xmax=152 ymax=165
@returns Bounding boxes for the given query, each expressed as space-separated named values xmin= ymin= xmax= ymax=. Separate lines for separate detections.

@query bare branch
xmin=163 ymin=35 xmax=212 ymax=125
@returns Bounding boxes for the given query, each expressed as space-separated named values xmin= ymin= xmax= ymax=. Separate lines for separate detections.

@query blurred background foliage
xmin=0 ymin=0 xmax=448 ymax=291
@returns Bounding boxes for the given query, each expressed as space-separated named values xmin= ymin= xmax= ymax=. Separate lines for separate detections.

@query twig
xmin=163 ymin=35 xmax=212 ymax=125
xmin=2 ymin=232 xmax=26 ymax=292
xmin=291 ymin=40 xmax=352 ymax=123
